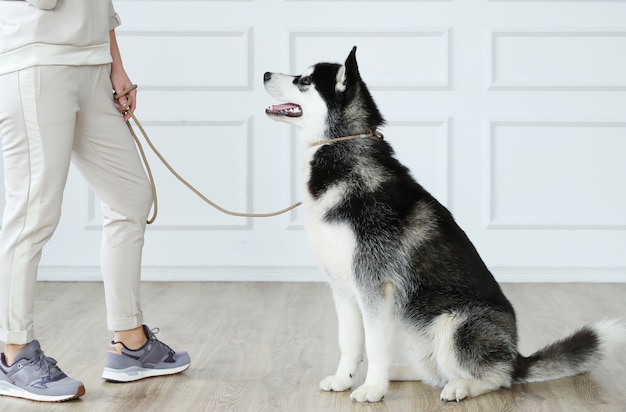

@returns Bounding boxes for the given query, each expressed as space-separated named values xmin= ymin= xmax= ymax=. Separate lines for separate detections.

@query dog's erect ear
xmin=335 ymin=46 xmax=360 ymax=93
xmin=336 ymin=65 xmax=347 ymax=92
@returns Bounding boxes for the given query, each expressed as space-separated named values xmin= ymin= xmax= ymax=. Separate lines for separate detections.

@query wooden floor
xmin=2 ymin=282 xmax=625 ymax=412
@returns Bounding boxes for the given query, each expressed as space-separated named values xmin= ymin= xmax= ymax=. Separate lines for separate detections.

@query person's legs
xmin=0 ymin=66 xmax=85 ymax=401
xmin=0 ymin=66 xmax=78 ymax=352
xmin=71 ymin=65 xmax=189 ymax=381
xmin=71 ymin=64 xmax=153 ymax=339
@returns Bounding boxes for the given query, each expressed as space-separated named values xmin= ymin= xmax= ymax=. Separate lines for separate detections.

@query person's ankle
xmin=3 ymin=343 xmax=27 ymax=366
xmin=113 ymin=326 xmax=148 ymax=350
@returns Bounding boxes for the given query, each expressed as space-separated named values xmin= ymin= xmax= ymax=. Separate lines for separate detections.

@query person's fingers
xmin=114 ymin=86 xmax=137 ymax=122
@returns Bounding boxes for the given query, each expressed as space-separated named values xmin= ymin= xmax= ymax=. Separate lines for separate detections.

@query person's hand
xmin=111 ymin=66 xmax=136 ymax=123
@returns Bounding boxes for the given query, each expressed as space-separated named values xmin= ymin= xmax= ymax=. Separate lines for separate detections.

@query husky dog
xmin=263 ymin=47 xmax=625 ymax=402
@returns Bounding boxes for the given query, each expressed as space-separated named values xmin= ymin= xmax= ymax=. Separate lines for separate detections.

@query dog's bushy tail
xmin=513 ymin=319 xmax=626 ymax=383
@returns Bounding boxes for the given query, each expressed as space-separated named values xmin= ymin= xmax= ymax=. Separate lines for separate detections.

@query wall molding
xmin=290 ymin=29 xmax=450 ymax=90
xmin=487 ymin=28 xmax=626 ymax=90
xmin=116 ymin=28 xmax=254 ymax=91
xmin=484 ymin=119 xmax=626 ymax=230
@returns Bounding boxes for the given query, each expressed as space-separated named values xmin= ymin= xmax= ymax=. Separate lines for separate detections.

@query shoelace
xmin=24 ymin=350 xmax=65 ymax=380
xmin=148 ymin=328 xmax=175 ymax=354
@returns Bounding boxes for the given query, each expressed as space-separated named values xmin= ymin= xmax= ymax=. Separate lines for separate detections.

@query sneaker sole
xmin=102 ymin=362 xmax=190 ymax=383
xmin=0 ymin=381 xmax=85 ymax=402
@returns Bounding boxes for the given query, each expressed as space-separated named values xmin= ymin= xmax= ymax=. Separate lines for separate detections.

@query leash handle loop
xmin=114 ymin=84 xmax=138 ymax=103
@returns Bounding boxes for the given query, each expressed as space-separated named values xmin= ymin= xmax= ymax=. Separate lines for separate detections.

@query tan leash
xmin=114 ymin=85 xmax=383 ymax=224
xmin=311 ymin=129 xmax=384 ymax=147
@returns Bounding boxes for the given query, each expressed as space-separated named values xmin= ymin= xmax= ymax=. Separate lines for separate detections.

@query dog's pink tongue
xmin=272 ymin=104 xmax=297 ymax=111
xmin=266 ymin=103 xmax=302 ymax=117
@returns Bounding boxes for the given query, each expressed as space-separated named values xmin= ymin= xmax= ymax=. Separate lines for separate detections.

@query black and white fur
xmin=263 ymin=47 xmax=626 ymax=402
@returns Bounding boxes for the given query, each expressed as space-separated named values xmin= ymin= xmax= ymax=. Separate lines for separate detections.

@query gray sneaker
xmin=102 ymin=325 xmax=190 ymax=382
xmin=0 ymin=340 xmax=85 ymax=402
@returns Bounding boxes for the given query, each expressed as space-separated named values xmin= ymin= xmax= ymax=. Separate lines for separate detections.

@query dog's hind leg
xmin=434 ymin=310 xmax=516 ymax=401
xmin=320 ymin=284 xmax=364 ymax=392
xmin=440 ymin=379 xmax=502 ymax=402
xmin=349 ymin=282 xmax=396 ymax=403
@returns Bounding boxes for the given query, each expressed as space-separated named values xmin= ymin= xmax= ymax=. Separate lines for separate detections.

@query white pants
xmin=0 ymin=65 xmax=153 ymax=344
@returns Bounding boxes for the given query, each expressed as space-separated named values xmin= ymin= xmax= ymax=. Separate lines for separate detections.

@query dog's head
xmin=264 ymin=46 xmax=384 ymax=144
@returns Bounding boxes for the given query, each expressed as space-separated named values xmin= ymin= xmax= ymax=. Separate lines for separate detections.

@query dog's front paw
xmin=319 ymin=375 xmax=352 ymax=392
xmin=350 ymin=384 xmax=387 ymax=402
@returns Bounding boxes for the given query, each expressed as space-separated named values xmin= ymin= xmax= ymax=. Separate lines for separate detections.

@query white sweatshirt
xmin=0 ymin=0 xmax=121 ymax=75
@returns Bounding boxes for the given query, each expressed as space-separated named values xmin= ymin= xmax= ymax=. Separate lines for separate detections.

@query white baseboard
xmin=490 ymin=267 xmax=626 ymax=283
xmin=36 ymin=265 xmax=626 ymax=283
xmin=37 ymin=266 xmax=326 ymax=282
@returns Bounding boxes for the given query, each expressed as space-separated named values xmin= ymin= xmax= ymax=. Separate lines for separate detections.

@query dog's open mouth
xmin=265 ymin=103 xmax=302 ymax=118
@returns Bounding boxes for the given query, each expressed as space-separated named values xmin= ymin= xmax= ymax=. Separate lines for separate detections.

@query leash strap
xmin=310 ymin=130 xmax=384 ymax=147
xmin=114 ymin=85 xmax=302 ymax=223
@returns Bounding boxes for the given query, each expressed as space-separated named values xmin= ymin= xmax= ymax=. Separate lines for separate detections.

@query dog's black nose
xmin=263 ymin=72 xmax=272 ymax=82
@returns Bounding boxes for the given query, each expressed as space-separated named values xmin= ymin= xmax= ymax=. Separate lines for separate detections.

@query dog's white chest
xmin=305 ymin=184 xmax=358 ymax=293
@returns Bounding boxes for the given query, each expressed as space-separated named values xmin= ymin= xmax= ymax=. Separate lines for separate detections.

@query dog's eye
xmin=300 ymin=76 xmax=312 ymax=86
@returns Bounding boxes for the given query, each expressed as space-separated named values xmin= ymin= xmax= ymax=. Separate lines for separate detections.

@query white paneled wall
xmin=2 ymin=0 xmax=625 ymax=282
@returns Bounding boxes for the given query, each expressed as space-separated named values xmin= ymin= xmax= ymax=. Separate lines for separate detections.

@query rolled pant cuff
xmin=107 ymin=313 xmax=144 ymax=332
xmin=0 ymin=328 xmax=35 ymax=345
